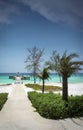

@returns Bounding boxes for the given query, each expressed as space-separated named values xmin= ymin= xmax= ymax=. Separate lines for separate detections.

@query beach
xmin=43 ymin=82 xmax=83 ymax=96
xmin=0 ymin=83 xmax=83 ymax=96
xmin=0 ymin=83 xmax=83 ymax=130
xmin=0 ymin=84 xmax=13 ymax=97
xmin=0 ymin=73 xmax=83 ymax=96
xmin=68 ymin=83 xmax=83 ymax=96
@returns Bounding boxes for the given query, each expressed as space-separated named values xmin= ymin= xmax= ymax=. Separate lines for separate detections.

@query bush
xmin=68 ymin=95 xmax=83 ymax=117
xmin=0 ymin=93 xmax=8 ymax=110
xmin=28 ymin=91 xmax=83 ymax=119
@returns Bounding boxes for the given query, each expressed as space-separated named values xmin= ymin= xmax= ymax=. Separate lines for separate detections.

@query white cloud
xmin=0 ymin=0 xmax=18 ymax=24
xmin=0 ymin=0 xmax=83 ymax=30
xmin=20 ymin=0 xmax=83 ymax=29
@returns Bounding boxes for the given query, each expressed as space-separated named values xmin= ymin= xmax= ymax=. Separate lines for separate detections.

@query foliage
xmin=25 ymin=46 xmax=44 ymax=83
xmin=59 ymin=52 xmax=83 ymax=77
xmin=28 ymin=91 xmax=83 ymax=119
xmin=25 ymin=83 xmax=62 ymax=91
xmin=46 ymin=50 xmax=83 ymax=101
xmin=0 ymin=93 xmax=8 ymax=110
xmin=38 ymin=67 xmax=50 ymax=80
xmin=45 ymin=50 xmax=61 ymax=81
xmin=0 ymin=84 xmax=11 ymax=86
xmin=38 ymin=67 xmax=50 ymax=93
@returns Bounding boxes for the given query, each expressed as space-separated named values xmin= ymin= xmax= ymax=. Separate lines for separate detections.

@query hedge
xmin=28 ymin=91 xmax=83 ymax=119
xmin=0 ymin=93 xmax=8 ymax=110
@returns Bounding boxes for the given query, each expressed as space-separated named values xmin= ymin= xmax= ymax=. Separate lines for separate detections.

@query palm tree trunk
xmin=62 ymin=75 xmax=68 ymax=101
xmin=42 ymin=79 xmax=45 ymax=93
xmin=59 ymin=73 xmax=61 ymax=83
xmin=34 ymin=76 xmax=36 ymax=84
xmin=33 ymin=72 xmax=36 ymax=84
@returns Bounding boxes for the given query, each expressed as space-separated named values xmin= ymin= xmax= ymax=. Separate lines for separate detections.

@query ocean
xmin=0 ymin=73 xmax=83 ymax=84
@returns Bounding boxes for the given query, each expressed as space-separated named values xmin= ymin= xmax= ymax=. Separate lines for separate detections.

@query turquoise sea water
xmin=0 ymin=73 xmax=83 ymax=84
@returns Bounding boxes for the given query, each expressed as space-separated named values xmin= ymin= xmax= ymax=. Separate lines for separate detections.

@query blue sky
xmin=0 ymin=0 xmax=83 ymax=73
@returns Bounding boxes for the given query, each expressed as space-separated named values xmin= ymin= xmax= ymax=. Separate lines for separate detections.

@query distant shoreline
xmin=0 ymin=82 xmax=83 ymax=96
xmin=0 ymin=73 xmax=83 ymax=84
xmin=0 ymin=83 xmax=12 ymax=86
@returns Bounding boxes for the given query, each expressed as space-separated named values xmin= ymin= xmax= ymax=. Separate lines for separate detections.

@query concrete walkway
xmin=0 ymin=84 xmax=83 ymax=130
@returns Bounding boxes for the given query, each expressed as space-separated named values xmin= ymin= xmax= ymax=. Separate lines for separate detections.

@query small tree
xmin=25 ymin=46 xmax=44 ymax=84
xmin=45 ymin=50 xmax=61 ymax=82
xmin=46 ymin=50 xmax=83 ymax=101
xmin=38 ymin=67 xmax=50 ymax=93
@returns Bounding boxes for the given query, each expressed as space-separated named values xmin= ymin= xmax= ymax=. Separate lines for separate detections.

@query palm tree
xmin=60 ymin=52 xmax=83 ymax=101
xmin=46 ymin=51 xmax=83 ymax=101
xmin=45 ymin=50 xmax=61 ymax=83
xmin=38 ymin=67 xmax=50 ymax=93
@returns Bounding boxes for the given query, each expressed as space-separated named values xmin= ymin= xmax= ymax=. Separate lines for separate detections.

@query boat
xmin=9 ymin=73 xmax=30 ymax=80
xmin=21 ymin=76 xmax=30 ymax=80
xmin=9 ymin=76 xmax=14 ymax=79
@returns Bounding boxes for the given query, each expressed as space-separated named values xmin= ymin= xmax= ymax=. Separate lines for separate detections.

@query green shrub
xmin=67 ymin=95 xmax=83 ymax=117
xmin=28 ymin=92 xmax=83 ymax=119
xmin=0 ymin=93 xmax=8 ymax=110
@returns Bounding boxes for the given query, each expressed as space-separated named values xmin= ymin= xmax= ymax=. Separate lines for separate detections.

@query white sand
xmin=0 ymin=83 xmax=83 ymax=96
xmin=24 ymin=82 xmax=83 ymax=96
xmin=0 ymin=84 xmax=13 ymax=97
xmin=68 ymin=83 xmax=83 ymax=96
xmin=45 ymin=82 xmax=83 ymax=96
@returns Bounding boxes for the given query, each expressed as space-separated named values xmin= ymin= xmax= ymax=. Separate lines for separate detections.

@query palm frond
xmin=38 ymin=67 xmax=50 ymax=81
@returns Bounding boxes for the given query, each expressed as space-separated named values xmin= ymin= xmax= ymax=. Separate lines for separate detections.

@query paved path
xmin=0 ymin=84 xmax=83 ymax=130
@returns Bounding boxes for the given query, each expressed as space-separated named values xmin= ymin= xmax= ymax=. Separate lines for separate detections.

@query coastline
xmin=0 ymin=82 xmax=83 ymax=96
xmin=0 ymin=72 xmax=83 ymax=84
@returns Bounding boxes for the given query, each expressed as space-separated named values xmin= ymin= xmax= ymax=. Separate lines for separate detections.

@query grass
xmin=25 ymin=83 xmax=62 ymax=92
xmin=0 ymin=93 xmax=8 ymax=110
xmin=0 ymin=84 xmax=11 ymax=86
xmin=28 ymin=91 xmax=83 ymax=119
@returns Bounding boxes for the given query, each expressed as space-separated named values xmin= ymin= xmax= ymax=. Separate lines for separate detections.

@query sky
xmin=0 ymin=0 xmax=83 ymax=73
